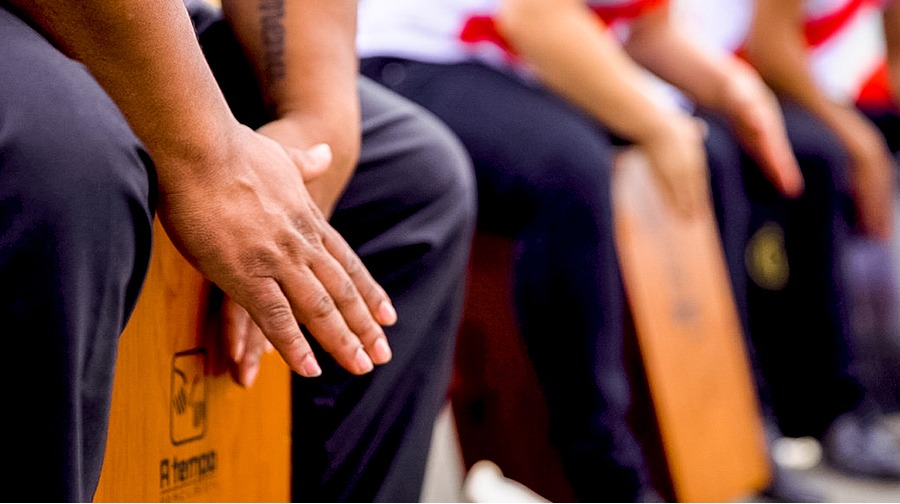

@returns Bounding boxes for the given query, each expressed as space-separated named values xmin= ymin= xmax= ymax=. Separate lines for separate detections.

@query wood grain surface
xmin=94 ymin=221 xmax=291 ymax=503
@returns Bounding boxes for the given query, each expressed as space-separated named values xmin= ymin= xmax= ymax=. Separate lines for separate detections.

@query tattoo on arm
xmin=259 ymin=0 xmax=286 ymax=81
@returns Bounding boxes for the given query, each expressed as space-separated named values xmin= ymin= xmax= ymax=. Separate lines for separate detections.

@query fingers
xmin=223 ymin=296 xmax=248 ymax=367
xmin=278 ymin=261 xmax=388 ymax=375
xmin=241 ymin=281 xmax=323 ymax=379
xmin=321 ymin=226 xmax=397 ymax=327
xmin=286 ymin=143 xmax=332 ymax=182
xmin=738 ymin=106 xmax=805 ymax=198
xmin=238 ymin=323 xmax=269 ymax=388
xmin=223 ymin=297 xmax=270 ymax=387
xmin=313 ymin=236 xmax=396 ymax=364
xmin=756 ymin=135 xmax=804 ymax=198
xmin=232 ymin=199 xmax=394 ymax=378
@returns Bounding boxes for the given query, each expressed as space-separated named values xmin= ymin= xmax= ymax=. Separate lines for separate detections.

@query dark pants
xmin=742 ymin=102 xmax=865 ymax=438
xmin=0 ymin=2 xmax=475 ymax=501
xmin=0 ymin=5 xmax=156 ymax=502
xmin=191 ymin=5 xmax=477 ymax=502
xmin=361 ymin=57 xmax=751 ymax=502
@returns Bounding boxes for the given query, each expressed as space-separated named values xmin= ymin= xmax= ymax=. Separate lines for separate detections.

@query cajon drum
xmin=94 ymin=221 xmax=290 ymax=502
xmin=613 ymin=150 xmax=770 ymax=502
xmin=452 ymin=148 xmax=770 ymax=502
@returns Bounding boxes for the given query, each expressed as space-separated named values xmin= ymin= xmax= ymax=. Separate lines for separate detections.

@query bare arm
xmin=883 ymin=1 xmax=900 ymax=107
xmin=744 ymin=0 xmax=894 ymax=238
xmin=217 ymin=0 xmax=374 ymax=385
xmin=496 ymin=0 xmax=708 ymax=216
xmin=7 ymin=0 xmax=395 ymax=378
xmin=223 ymin=0 xmax=360 ymax=216
xmin=625 ymin=5 xmax=803 ymax=196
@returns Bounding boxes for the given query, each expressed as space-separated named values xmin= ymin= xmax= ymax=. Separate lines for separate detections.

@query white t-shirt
xmin=357 ymin=0 xmax=667 ymax=69
xmin=676 ymin=0 xmax=892 ymax=105
xmin=357 ymin=0 xmax=685 ymax=110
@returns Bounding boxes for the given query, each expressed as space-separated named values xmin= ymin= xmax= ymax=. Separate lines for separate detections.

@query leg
xmin=190 ymin=8 xmax=476 ymax=500
xmin=744 ymin=101 xmax=864 ymax=438
xmin=362 ymin=57 xmax=650 ymax=501
xmin=291 ymin=78 xmax=476 ymax=502
xmin=0 ymin=6 xmax=155 ymax=501
xmin=699 ymin=112 xmax=753 ymax=333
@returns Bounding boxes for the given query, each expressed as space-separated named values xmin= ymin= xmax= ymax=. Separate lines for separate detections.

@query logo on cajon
xmin=170 ymin=349 xmax=207 ymax=445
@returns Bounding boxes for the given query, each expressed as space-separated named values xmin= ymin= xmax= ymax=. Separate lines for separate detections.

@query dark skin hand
xmin=7 ymin=0 xmax=396 ymax=383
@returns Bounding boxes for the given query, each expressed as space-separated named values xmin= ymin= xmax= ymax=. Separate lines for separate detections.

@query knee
xmin=396 ymin=111 xmax=478 ymax=250
xmin=2 ymin=80 xmax=155 ymax=266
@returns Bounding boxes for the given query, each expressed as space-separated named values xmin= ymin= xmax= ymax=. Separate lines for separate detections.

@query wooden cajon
xmin=93 ymin=221 xmax=291 ymax=503
xmin=452 ymin=148 xmax=770 ymax=502
xmin=613 ymin=150 xmax=770 ymax=501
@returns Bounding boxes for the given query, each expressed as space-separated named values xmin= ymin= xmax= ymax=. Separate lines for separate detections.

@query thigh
xmin=292 ymin=78 xmax=475 ymax=502
xmin=361 ymin=58 xmax=617 ymax=236
xmin=0 ymin=6 xmax=154 ymax=501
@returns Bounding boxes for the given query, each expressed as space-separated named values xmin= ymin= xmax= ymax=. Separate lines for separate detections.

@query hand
xmin=158 ymin=124 xmax=396 ymax=381
xmin=639 ymin=113 xmax=710 ymax=217
xmin=838 ymin=110 xmax=896 ymax=238
xmin=221 ymin=115 xmax=361 ymax=387
xmin=257 ymin=115 xmax=361 ymax=217
xmin=223 ymin=295 xmax=274 ymax=387
xmin=722 ymin=65 xmax=805 ymax=198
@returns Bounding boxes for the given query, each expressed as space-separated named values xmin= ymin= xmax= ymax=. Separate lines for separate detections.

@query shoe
xmin=761 ymin=418 xmax=828 ymax=502
xmin=822 ymin=412 xmax=900 ymax=479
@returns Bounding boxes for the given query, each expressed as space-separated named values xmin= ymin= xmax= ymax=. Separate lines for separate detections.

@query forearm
xmin=495 ymin=0 xmax=679 ymax=144
xmin=222 ymin=0 xmax=360 ymax=213
xmin=883 ymin=3 xmax=900 ymax=106
xmin=625 ymin=8 xmax=754 ymax=114
xmin=7 ymin=0 xmax=238 ymax=190
xmin=743 ymin=0 xmax=855 ymax=134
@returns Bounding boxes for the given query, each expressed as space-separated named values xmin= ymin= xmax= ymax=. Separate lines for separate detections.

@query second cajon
xmin=613 ymin=150 xmax=770 ymax=502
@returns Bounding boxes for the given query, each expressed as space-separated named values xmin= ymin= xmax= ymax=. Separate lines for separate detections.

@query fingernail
xmin=241 ymin=365 xmax=260 ymax=388
xmin=354 ymin=347 xmax=374 ymax=374
xmin=377 ymin=301 xmax=398 ymax=326
xmin=300 ymin=353 xmax=322 ymax=378
xmin=371 ymin=338 xmax=393 ymax=365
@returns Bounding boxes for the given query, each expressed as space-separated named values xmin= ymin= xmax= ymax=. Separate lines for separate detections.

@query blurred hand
xmin=837 ymin=109 xmax=895 ymax=239
xmin=158 ymin=124 xmax=396 ymax=386
xmin=639 ymin=113 xmax=710 ymax=217
xmin=721 ymin=65 xmax=805 ymax=198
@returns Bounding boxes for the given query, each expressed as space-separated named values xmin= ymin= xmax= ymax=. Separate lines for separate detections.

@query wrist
xmin=153 ymin=118 xmax=248 ymax=195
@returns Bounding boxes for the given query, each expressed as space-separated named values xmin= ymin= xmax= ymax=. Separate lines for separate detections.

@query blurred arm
xmin=625 ymin=4 xmax=803 ymax=196
xmin=744 ymin=0 xmax=894 ymax=238
xmin=496 ymin=0 xmax=709 ymax=216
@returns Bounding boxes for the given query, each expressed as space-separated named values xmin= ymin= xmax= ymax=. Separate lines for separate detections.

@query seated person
xmin=357 ymin=0 xmax=814 ymax=499
xmin=0 ymin=0 xmax=475 ymax=501
xmin=678 ymin=0 xmax=900 ymax=480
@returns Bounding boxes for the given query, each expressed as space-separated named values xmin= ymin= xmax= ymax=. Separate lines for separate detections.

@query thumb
xmin=286 ymin=143 xmax=332 ymax=182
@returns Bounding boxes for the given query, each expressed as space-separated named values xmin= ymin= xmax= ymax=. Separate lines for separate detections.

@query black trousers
xmin=0 ymin=2 xmax=476 ymax=501
xmin=361 ymin=56 xmax=871 ymax=499
xmin=191 ymin=4 xmax=477 ymax=501
xmin=0 ymin=5 xmax=156 ymax=501
xmin=744 ymin=102 xmax=866 ymax=438
xmin=361 ymin=57 xmax=753 ymax=502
